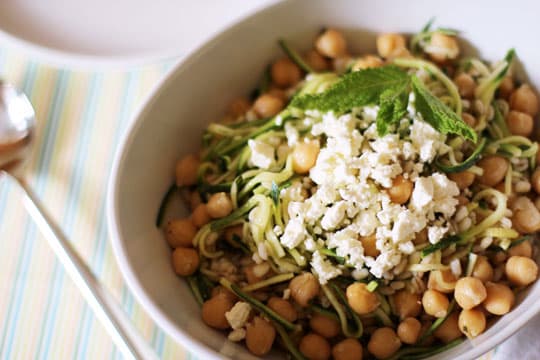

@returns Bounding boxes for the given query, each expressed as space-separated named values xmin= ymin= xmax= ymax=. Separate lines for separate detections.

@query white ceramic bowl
xmin=108 ymin=0 xmax=540 ymax=358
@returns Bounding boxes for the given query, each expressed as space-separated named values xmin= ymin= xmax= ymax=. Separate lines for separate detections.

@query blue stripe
xmin=0 ymin=62 xmax=41 ymax=358
xmin=73 ymin=69 xmax=139 ymax=358
xmin=51 ymin=73 xmax=103 ymax=359
xmin=26 ymin=70 xmax=73 ymax=360
xmin=0 ymin=65 xmax=66 ymax=359
xmin=91 ymin=70 xmax=140 ymax=358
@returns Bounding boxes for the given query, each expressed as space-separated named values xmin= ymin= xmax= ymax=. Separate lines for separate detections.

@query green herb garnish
xmin=291 ymin=66 xmax=477 ymax=142
xmin=411 ymin=75 xmax=477 ymax=142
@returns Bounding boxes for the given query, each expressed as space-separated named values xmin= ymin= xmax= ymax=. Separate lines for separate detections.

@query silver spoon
xmin=0 ymin=82 xmax=157 ymax=360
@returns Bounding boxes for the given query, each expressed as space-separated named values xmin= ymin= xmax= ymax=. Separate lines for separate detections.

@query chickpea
xmin=422 ymin=289 xmax=449 ymax=318
xmin=292 ymin=140 xmax=320 ymax=174
xmin=175 ymin=154 xmax=199 ymax=186
xmin=228 ymin=97 xmax=251 ymax=117
xmin=290 ymin=273 xmax=320 ymax=307
xmin=454 ymin=277 xmax=487 ymax=310
xmin=458 ymin=309 xmax=486 ymax=338
xmin=426 ymin=33 xmax=460 ymax=63
xmin=332 ymin=338 xmax=363 ymax=360
xmin=472 ymin=256 xmax=494 ymax=283
xmin=532 ymin=168 xmax=540 ymax=194
xmin=310 ymin=313 xmax=341 ymax=338
xmin=165 ymin=218 xmax=197 ymax=248
xmin=460 ymin=112 xmax=477 ymax=128
xmin=267 ymin=297 xmax=297 ymax=323
xmin=505 ymin=256 xmax=538 ymax=286
xmin=360 ymin=233 xmax=380 ymax=257
xmin=448 ymin=171 xmax=475 ymax=190
xmin=210 ymin=286 xmax=237 ymax=302
xmin=245 ymin=317 xmax=276 ymax=356
xmin=388 ymin=175 xmax=413 ymax=204
xmin=304 ymin=50 xmax=330 ymax=72
xmin=427 ymin=269 xmax=457 ymax=293
xmin=376 ymin=33 xmax=406 ymax=58
xmin=510 ymin=84 xmax=539 ymax=117
xmin=244 ymin=263 xmax=269 ymax=284
xmin=397 ymin=317 xmax=422 ymax=344
xmin=508 ymin=240 xmax=533 ymax=258
xmin=368 ymin=327 xmax=402 ymax=359
xmin=457 ymin=195 xmax=469 ymax=206
xmin=267 ymin=87 xmax=288 ymax=101
xmin=171 ymin=247 xmax=199 ymax=276
xmin=511 ymin=196 xmax=540 ymax=233
xmin=392 ymin=290 xmax=422 ymax=319
xmin=300 ymin=333 xmax=331 ymax=360
xmin=333 ymin=56 xmax=353 ymax=73
xmin=189 ymin=191 xmax=202 ymax=211
xmin=433 ymin=312 xmax=462 ymax=343
xmin=271 ymin=58 xmax=302 ymax=88
xmin=253 ymin=94 xmax=285 ymax=118
xmin=224 ymin=224 xmax=243 ymax=243
xmin=346 ymin=283 xmax=380 ymax=315
xmin=201 ymin=295 xmax=234 ymax=329
xmin=477 ymin=156 xmax=508 ymax=187
xmin=498 ymin=76 xmax=514 ymax=99
xmin=483 ymin=282 xmax=515 ymax=315
xmin=454 ymin=73 xmax=476 ymax=99
xmin=315 ymin=29 xmax=347 ymax=59
xmin=206 ymin=192 xmax=233 ymax=219
xmin=191 ymin=203 xmax=210 ymax=228
xmin=506 ymin=110 xmax=534 ymax=137
xmin=351 ymin=55 xmax=384 ymax=71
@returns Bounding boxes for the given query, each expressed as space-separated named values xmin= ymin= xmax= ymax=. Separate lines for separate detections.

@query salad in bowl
xmin=160 ymin=21 xmax=539 ymax=360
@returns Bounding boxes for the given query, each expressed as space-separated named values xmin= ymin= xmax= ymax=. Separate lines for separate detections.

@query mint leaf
xmin=411 ymin=75 xmax=477 ymax=142
xmin=291 ymin=66 xmax=410 ymax=113
xmin=376 ymin=86 xmax=409 ymax=135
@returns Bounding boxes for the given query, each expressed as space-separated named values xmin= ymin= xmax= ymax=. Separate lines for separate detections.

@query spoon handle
xmin=2 ymin=171 xmax=158 ymax=360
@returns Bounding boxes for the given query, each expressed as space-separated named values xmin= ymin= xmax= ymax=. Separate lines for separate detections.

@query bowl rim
xmin=107 ymin=1 xmax=290 ymax=358
xmin=107 ymin=0 xmax=540 ymax=358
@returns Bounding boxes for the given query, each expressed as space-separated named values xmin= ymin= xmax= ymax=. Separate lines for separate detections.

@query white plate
xmin=0 ymin=0 xmax=275 ymax=68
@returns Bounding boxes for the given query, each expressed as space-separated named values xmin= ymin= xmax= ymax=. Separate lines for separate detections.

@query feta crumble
xmin=276 ymin=99 xmax=460 ymax=283
xmin=248 ymin=139 xmax=275 ymax=169
xmin=225 ymin=302 xmax=251 ymax=330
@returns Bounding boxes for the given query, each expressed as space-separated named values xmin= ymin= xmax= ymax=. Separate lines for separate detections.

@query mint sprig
xmin=411 ymin=75 xmax=477 ymax=142
xmin=291 ymin=65 xmax=477 ymax=142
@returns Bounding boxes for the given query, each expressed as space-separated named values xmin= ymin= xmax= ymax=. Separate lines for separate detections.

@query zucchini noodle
xmin=322 ymin=284 xmax=363 ymax=338
xmin=241 ymin=273 xmax=294 ymax=292
xmin=460 ymin=189 xmax=507 ymax=242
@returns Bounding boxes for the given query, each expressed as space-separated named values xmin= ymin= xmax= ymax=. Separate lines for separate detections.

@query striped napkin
xmin=0 ymin=45 xmax=498 ymax=359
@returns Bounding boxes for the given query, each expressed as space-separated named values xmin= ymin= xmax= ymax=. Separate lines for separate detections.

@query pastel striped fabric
xmin=0 ymin=45 xmax=494 ymax=359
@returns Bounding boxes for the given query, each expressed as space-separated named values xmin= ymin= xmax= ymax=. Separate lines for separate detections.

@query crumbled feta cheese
xmin=410 ymin=177 xmax=434 ymax=211
xmin=228 ymin=328 xmax=246 ymax=342
xmin=427 ymin=226 xmax=449 ymax=244
xmin=283 ymin=288 xmax=291 ymax=300
xmin=410 ymin=117 xmax=447 ymax=162
xmin=225 ymin=302 xmax=251 ymax=330
xmin=450 ymin=258 xmax=462 ymax=278
xmin=310 ymin=251 xmax=342 ymax=284
xmin=326 ymin=228 xmax=365 ymax=270
xmin=281 ymin=218 xmax=307 ymax=249
xmin=274 ymin=101 xmax=462 ymax=282
xmin=321 ymin=201 xmax=347 ymax=230
xmin=285 ymin=122 xmax=299 ymax=146
xmin=248 ymin=139 xmax=275 ymax=169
